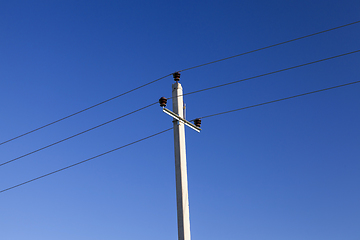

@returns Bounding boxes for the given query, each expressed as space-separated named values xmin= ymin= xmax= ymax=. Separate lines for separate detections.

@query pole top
xmin=173 ymin=72 xmax=180 ymax=81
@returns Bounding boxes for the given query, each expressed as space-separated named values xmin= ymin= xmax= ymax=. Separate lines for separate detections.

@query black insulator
xmin=173 ymin=72 xmax=180 ymax=81
xmin=159 ymin=97 xmax=167 ymax=107
xmin=194 ymin=118 xmax=201 ymax=127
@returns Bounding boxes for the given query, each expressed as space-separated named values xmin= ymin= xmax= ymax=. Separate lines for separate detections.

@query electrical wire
xmin=196 ymin=80 xmax=360 ymax=120
xmin=2 ymin=80 xmax=358 ymax=194
xmin=178 ymin=20 xmax=360 ymax=72
xmin=0 ymin=102 xmax=157 ymax=167
xmin=0 ymin=127 xmax=173 ymax=194
xmin=0 ymin=75 xmax=172 ymax=146
xmin=1 ymin=20 xmax=358 ymax=146
xmin=2 ymin=49 xmax=358 ymax=168
xmin=168 ymin=49 xmax=360 ymax=99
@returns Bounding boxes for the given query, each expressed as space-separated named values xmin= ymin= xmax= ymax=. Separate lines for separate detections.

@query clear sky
xmin=0 ymin=1 xmax=359 ymax=239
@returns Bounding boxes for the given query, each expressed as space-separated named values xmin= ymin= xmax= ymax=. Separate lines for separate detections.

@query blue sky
xmin=0 ymin=1 xmax=359 ymax=239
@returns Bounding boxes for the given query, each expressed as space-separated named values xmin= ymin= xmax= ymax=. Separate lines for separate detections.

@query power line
xmin=0 ymin=102 xmax=157 ymax=167
xmin=0 ymin=75 xmax=171 ymax=147
xmin=2 ymin=80 xmax=358 ymax=194
xmin=2 ymin=49 xmax=358 ymax=168
xmin=1 ymin=21 xmax=358 ymax=146
xmin=197 ymin=80 xmax=360 ymax=119
xmin=0 ymin=127 xmax=173 ymax=194
xmin=176 ymin=49 xmax=360 ymax=99
xmin=178 ymin=20 xmax=360 ymax=72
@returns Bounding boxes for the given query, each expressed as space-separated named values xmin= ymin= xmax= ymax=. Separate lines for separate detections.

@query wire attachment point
xmin=173 ymin=72 xmax=180 ymax=81
xmin=159 ymin=97 xmax=167 ymax=107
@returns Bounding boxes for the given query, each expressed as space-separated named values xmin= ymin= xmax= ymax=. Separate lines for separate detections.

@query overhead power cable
xmin=0 ymin=102 xmax=157 ymax=167
xmin=1 ymin=20 xmax=358 ymax=146
xmin=0 ymin=75 xmax=171 ymax=146
xmin=0 ymin=127 xmax=173 ymax=194
xmin=2 ymin=49 xmax=358 ymax=168
xmin=197 ymin=80 xmax=360 ymax=120
xmin=2 ymin=80 xmax=359 ymax=194
xmin=172 ymin=49 xmax=360 ymax=99
xmin=178 ymin=20 xmax=360 ymax=72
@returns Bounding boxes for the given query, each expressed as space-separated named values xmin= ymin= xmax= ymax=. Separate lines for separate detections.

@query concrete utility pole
xmin=159 ymin=72 xmax=202 ymax=240
xmin=172 ymin=72 xmax=191 ymax=240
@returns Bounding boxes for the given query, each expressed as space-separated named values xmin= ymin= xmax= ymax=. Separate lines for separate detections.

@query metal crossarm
xmin=163 ymin=107 xmax=201 ymax=133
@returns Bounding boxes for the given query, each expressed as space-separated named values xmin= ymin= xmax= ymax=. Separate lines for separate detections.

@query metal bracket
xmin=163 ymin=107 xmax=201 ymax=133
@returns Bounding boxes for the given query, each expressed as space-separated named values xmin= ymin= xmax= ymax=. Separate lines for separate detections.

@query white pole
xmin=172 ymin=73 xmax=191 ymax=240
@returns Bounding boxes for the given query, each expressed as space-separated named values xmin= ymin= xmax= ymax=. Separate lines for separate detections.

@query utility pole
xmin=172 ymin=72 xmax=191 ymax=240
xmin=159 ymin=72 xmax=201 ymax=240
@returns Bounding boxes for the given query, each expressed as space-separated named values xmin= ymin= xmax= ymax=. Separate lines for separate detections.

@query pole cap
xmin=173 ymin=72 xmax=180 ymax=81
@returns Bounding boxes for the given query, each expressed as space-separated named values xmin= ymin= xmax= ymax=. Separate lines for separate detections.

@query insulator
xmin=159 ymin=97 xmax=167 ymax=107
xmin=194 ymin=118 xmax=201 ymax=127
xmin=173 ymin=72 xmax=180 ymax=81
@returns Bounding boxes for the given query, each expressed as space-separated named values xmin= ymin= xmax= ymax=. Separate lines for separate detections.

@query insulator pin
xmin=173 ymin=72 xmax=180 ymax=81
xmin=194 ymin=118 xmax=201 ymax=127
xmin=159 ymin=97 xmax=167 ymax=107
